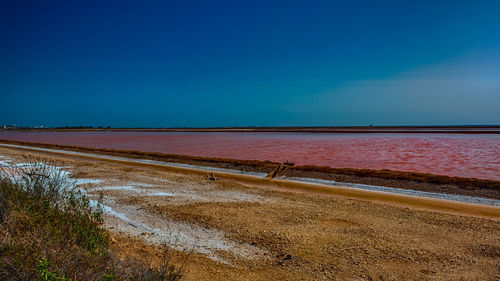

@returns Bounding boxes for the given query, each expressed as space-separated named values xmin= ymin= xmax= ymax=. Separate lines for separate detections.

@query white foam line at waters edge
xmin=0 ymin=144 xmax=268 ymax=177
xmin=2 ymin=143 xmax=498 ymax=207
xmin=284 ymin=177 xmax=500 ymax=207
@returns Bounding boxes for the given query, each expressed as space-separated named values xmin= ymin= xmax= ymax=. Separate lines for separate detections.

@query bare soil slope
xmin=1 ymin=146 xmax=499 ymax=280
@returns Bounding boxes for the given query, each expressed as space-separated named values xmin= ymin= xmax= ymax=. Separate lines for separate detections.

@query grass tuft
xmin=0 ymin=156 xmax=183 ymax=281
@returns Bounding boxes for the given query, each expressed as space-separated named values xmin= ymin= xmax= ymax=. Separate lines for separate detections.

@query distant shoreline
xmin=2 ymin=125 xmax=500 ymax=134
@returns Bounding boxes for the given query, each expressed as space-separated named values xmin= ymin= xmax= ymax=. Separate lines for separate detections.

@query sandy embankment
xmin=1 ymin=143 xmax=499 ymax=220
xmin=0 ymin=145 xmax=499 ymax=280
xmin=1 ymin=139 xmax=498 ymax=200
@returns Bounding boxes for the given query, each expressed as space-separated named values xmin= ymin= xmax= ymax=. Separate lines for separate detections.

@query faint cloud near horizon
xmin=284 ymin=53 xmax=500 ymax=125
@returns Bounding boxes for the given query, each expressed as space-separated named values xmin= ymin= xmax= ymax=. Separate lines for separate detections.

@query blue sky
xmin=1 ymin=0 xmax=499 ymax=127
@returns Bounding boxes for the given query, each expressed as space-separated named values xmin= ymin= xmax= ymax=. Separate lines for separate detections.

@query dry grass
xmin=0 ymin=157 xmax=183 ymax=281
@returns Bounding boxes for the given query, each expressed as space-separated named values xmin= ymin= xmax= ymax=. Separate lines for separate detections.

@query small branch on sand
xmin=206 ymin=173 xmax=218 ymax=181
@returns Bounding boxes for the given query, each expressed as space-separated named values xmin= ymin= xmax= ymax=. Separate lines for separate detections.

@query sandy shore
xmin=1 ymin=146 xmax=499 ymax=280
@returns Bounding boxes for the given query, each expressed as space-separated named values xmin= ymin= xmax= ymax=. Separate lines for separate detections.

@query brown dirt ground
xmin=1 ymin=147 xmax=499 ymax=281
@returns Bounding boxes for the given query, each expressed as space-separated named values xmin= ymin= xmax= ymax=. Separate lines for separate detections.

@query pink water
xmin=1 ymin=132 xmax=499 ymax=180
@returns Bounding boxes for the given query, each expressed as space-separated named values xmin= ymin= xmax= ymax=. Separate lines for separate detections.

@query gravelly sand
xmin=1 ymin=146 xmax=499 ymax=280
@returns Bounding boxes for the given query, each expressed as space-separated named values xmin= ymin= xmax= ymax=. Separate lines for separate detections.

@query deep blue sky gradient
xmin=1 ymin=0 xmax=499 ymax=127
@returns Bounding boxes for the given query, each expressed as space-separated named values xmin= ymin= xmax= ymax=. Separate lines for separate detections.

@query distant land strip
xmin=1 ymin=125 xmax=500 ymax=134
xmin=0 ymin=139 xmax=498 ymax=201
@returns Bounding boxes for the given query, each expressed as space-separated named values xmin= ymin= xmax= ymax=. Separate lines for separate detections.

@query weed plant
xmin=0 ymin=156 xmax=182 ymax=281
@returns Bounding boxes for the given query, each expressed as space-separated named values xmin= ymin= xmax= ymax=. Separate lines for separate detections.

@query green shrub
xmin=38 ymin=258 xmax=69 ymax=281
xmin=0 ymin=157 xmax=182 ymax=281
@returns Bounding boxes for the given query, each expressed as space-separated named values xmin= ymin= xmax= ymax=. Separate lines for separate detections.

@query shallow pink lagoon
xmin=1 ymin=131 xmax=499 ymax=180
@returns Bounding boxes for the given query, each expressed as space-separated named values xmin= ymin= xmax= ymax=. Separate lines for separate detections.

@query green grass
xmin=0 ymin=157 xmax=183 ymax=281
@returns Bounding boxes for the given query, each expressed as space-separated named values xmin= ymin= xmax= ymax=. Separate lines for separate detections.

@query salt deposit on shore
xmin=0 ymin=152 xmax=268 ymax=263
